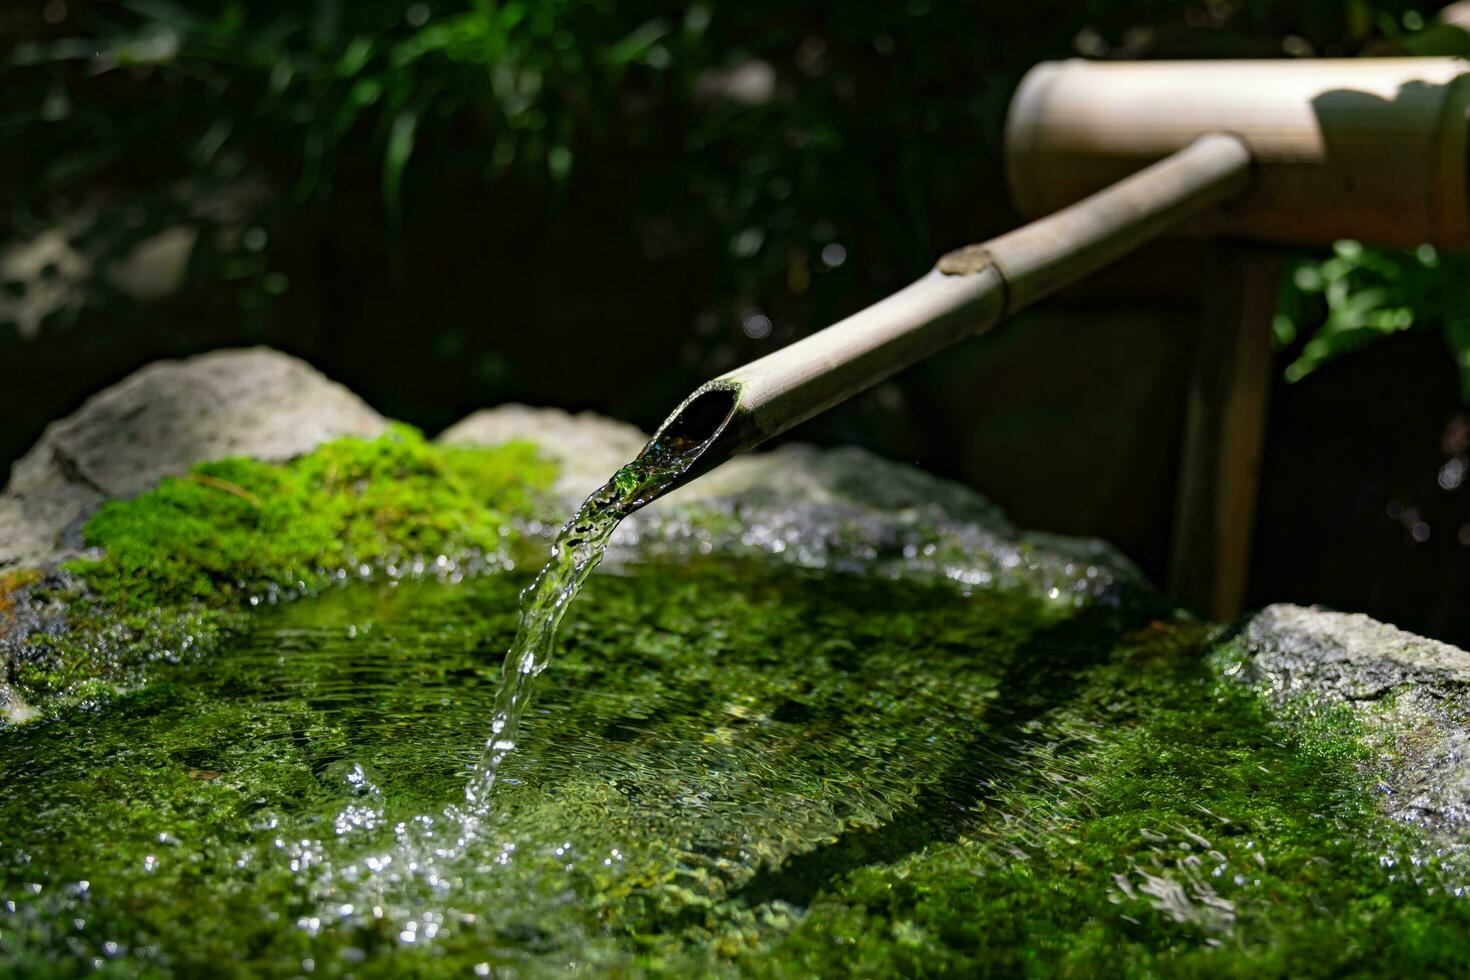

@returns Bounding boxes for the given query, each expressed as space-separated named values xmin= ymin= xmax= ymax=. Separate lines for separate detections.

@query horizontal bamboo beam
xmin=1006 ymin=58 xmax=1470 ymax=247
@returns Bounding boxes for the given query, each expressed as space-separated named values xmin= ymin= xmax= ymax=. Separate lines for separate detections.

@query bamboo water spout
xmin=649 ymin=133 xmax=1254 ymax=493
xmin=642 ymin=57 xmax=1470 ymax=507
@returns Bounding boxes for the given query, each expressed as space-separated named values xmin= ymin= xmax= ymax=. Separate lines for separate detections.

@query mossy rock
xmin=1 ymin=423 xmax=557 ymax=714
xmin=0 ymin=351 xmax=1148 ymax=719
xmin=0 ymin=347 xmax=388 ymax=571
xmin=1218 ymin=604 xmax=1470 ymax=836
xmin=3 ymin=349 xmax=1470 ymax=976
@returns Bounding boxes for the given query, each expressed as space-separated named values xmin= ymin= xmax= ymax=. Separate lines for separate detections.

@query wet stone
xmin=3 ymin=354 xmax=1470 ymax=973
xmin=441 ymin=410 xmax=1150 ymax=609
xmin=0 ymin=348 xmax=386 ymax=570
xmin=1222 ymin=603 xmax=1470 ymax=833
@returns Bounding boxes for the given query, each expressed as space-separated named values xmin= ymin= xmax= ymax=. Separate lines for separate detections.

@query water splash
xmin=466 ymin=431 xmax=712 ymax=807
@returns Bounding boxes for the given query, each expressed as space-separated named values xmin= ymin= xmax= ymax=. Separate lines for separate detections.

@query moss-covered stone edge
xmin=682 ymin=624 xmax=1467 ymax=978
xmin=0 ymin=424 xmax=560 ymax=720
xmin=0 ymin=420 xmax=1407 ymax=852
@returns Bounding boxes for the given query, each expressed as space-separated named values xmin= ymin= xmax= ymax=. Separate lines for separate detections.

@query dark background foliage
xmin=5 ymin=0 xmax=1470 ymax=641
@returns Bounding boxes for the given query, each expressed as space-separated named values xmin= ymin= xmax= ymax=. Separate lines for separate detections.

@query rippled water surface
xmin=470 ymin=429 xmax=711 ymax=805
xmin=3 ymin=559 xmax=1470 ymax=977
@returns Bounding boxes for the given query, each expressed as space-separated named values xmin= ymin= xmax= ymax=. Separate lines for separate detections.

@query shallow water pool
xmin=2 ymin=559 xmax=1467 ymax=976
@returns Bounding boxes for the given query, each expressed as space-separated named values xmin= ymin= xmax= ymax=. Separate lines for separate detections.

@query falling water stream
xmin=466 ymin=423 xmax=718 ymax=806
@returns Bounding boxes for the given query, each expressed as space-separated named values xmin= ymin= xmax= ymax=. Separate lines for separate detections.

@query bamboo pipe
xmin=649 ymin=132 xmax=1253 ymax=491
xmin=1006 ymin=58 xmax=1470 ymax=247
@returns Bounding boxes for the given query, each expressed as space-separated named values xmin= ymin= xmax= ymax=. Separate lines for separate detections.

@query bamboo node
xmin=936 ymin=244 xmax=993 ymax=276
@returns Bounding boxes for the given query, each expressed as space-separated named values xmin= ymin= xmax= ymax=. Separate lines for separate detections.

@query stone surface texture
xmin=438 ymin=406 xmax=1148 ymax=607
xmin=1230 ymin=604 xmax=1470 ymax=831
xmin=438 ymin=405 xmax=647 ymax=503
xmin=9 ymin=348 xmax=1470 ymax=826
xmin=0 ymin=348 xmax=386 ymax=569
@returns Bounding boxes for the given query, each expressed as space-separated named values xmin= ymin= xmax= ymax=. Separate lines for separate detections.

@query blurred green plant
xmin=2 ymin=0 xmax=1022 ymax=345
xmin=1274 ymin=240 xmax=1470 ymax=399
xmin=4 ymin=0 xmax=700 ymax=320
xmin=0 ymin=0 xmax=1459 ymax=396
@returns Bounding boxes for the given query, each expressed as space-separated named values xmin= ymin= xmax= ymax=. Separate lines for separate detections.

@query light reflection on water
xmin=2 ymin=561 xmax=1468 ymax=975
xmin=467 ymin=427 xmax=714 ymax=807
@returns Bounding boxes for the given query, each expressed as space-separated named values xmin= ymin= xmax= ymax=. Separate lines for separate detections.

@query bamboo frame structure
xmin=652 ymin=133 xmax=1253 ymax=492
xmin=643 ymin=56 xmax=1470 ymax=616
xmin=1170 ymin=245 xmax=1280 ymax=620
xmin=1006 ymin=58 xmax=1470 ymax=248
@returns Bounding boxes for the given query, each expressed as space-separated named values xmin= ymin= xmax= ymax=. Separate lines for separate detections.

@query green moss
xmin=70 ymin=424 xmax=555 ymax=612
xmin=737 ymin=622 xmax=1462 ymax=977
xmin=1206 ymin=635 xmax=1375 ymax=765
xmin=7 ymin=426 xmax=557 ymax=708
xmin=4 ymin=430 xmax=1462 ymax=975
xmin=4 ymin=564 xmax=1464 ymax=976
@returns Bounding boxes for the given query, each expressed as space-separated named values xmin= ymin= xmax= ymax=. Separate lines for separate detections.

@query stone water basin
xmin=3 ymin=350 xmax=1470 ymax=976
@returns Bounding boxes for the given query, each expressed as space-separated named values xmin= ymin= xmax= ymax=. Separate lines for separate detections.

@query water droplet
xmin=741 ymin=312 xmax=772 ymax=340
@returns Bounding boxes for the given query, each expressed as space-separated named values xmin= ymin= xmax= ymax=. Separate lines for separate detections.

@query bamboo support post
xmin=1170 ymin=245 xmax=1281 ymax=619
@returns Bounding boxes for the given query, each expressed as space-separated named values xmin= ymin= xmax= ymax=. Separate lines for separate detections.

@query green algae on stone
xmin=4 ymin=561 xmax=1469 ymax=977
xmin=2 ymin=408 xmax=1465 ymax=974
xmin=746 ymin=624 xmax=1467 ymax=978
xmin=2 ymin=426 xmax=557 ymax=710
xmin=71 ymin=425 xmax=556 ymax=611
xmin=1213 ymin=605 xmax=1470 ymax=837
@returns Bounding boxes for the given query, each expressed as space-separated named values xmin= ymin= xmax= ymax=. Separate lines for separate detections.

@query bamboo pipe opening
xmin=653 ymin=385 xmax=738 ymax=451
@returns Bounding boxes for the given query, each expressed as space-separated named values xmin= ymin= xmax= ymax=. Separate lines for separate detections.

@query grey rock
xmin=0 ymin=347 xmax=386 ymax=569
xmin=1228 ymin=604 xmax=1470 ymax=832
xmin=627 ymin=444 xmax=1146 ymax=607
xmin=438 ymin=406 xmax=1148 ymax=607
xmin=437 ymin=405 xmax=647 ymax=503
xmin=0 ymin=677 xmax=36 ymax=725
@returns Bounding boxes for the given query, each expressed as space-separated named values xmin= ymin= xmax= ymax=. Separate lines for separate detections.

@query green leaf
xmin=609 ymin=18 xmax=672 ymax=67
xmin=337 ymin=34 xmax=374 ymax=77
xmin=383 ymin=109 xmax=418 ymax=220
